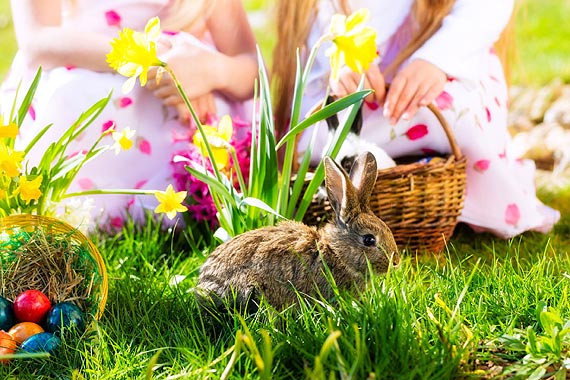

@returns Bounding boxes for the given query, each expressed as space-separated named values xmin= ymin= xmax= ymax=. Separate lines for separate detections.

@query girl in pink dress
xmin=272 ymin=0 xmax=560 ymax=239
xmin=1 ymin=0 xmax=258 ymax=230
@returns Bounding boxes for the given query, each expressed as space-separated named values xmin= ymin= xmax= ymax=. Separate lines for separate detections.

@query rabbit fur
xmin=196 ymin=152 xmax=399 ymax=312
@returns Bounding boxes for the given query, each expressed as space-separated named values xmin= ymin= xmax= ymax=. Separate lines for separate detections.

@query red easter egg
xmin=13 ymin=290 xmax=52 ymax=324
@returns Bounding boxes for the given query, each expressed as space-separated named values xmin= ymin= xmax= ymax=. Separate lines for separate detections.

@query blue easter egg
xmin=45 ymin=302 xmax=85 ymax=334
xmin=0 ymin=296 xmax=16 ymax=331
xmin=20 ymin=332 xmax=61 ymax=354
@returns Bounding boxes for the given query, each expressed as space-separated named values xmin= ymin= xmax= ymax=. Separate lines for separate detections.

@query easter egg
xmin=0 ymin=330 xmax=17 ymax=364
xmin=13 ymin=290 xmax=52 ymax=324
xmin=20 ymin=332 xmax=61 ymax=355
xmin=0 ymin=296 xmax=16 ymax=331
xmin=8 ymin=322 xmax=45 ymax=344
xmin=45 ymin=302 xmax=85 ymax=334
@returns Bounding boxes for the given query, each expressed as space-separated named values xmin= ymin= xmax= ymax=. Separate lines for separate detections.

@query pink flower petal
xmin=28 ymin=105 xmax=36 ymax=121
xmin=67 ymin=149 xmax=89 ymax=159
xmin=365 ymin=100 xmax=379 ymax=110
xmin=111 ymin=216 xmax=124 ymax=229
xmin=405 ymin=124 xmax=428 ymax=141
xmin=435 ymin=91 xmax=453 ymax=110
xmin=138 ymin=139 xmax=152 ymax=155
xmin=134 ymin=179 xmax=148 ymax=189
xmin=498 ymin=149 xmax=506 ymax=159
xmin=118 ymin=97 xmax=133 ymax=108
xmin=505 ymin=203 xmax=520 ymax=226
xmin=474 ymin=159 xmax=491 ymax=173
xmin=102 ymin=120 xmax=116 ymax=134
xmin=421 ymin=148 xmax=438 ymax=155
xmin=78 ymin=178 xmax=94 ymax=190
xmin=105 ymin=10 xmax=121 ymax=27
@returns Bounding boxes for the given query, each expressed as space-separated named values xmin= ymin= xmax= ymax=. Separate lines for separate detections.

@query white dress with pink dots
xmin=298 ymin=0 xmax=560 ymax=239
xmin=0 ymin=0 xmax=251 ymax=230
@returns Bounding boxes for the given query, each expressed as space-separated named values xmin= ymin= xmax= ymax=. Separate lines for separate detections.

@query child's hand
xmin=176 ymin=94 xmax=217 ymax=125
xmin=146 ymin=68 xmax=216 ymax=124
xmin=383 ymin=59 xmax=447 ymax=124
xmin=329 ymin=64 xmax=385 ymax=104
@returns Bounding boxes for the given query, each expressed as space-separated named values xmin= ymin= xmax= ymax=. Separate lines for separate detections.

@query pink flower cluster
xmin=171 ymin=117 xmax=252 ymax=229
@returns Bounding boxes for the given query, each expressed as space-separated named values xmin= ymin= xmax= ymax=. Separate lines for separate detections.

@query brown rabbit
xmin=196 ymin=152 xmax=399 ymax=312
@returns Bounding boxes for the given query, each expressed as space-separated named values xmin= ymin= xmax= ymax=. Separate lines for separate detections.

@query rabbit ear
xmin=348 ymin=152 xmax=378 ymax=209
xmin=324 ymin=156 xmax=361 ymax=224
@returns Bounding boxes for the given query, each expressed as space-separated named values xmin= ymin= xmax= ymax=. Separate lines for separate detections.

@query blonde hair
xmin=272 ymin=0 xmax=513 ymax=139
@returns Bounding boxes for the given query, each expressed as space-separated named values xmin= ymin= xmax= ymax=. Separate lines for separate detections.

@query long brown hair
xmin=272 ymin=0 xmax=507 ymax=139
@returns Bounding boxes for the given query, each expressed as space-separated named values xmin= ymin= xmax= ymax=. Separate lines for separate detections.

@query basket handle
xmin=384 ymin=84 xmax=462 ymax=159
xmin=425 ymin=102 xmax=463 ymax=160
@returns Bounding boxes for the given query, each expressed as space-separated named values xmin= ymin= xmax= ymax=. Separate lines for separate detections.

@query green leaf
xmin=540 ymin=309 xmax=564 ymax=336
xmin=527 ymin=365 xmax=547 ymax=380
xmin=527 ymin=326 xmax=539 ymax=354
xmin=240 ymin=197 xmax=286 ymax=220
xmin=145 ymin=349 xmax=163 ymax=380
xmin=16 ymin=67 xmax=42 ymax=127
xmin=276 ymin=90 xmax=371 ymax=149
xmin=185 ymin=165 xmax=236 ymax=204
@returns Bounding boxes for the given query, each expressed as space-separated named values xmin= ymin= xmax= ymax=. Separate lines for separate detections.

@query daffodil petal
xmin=326 ymin=46 xmax=343 ymax=80
xmin=145 ymin=17 xmax=161 ymax=41
xmin=122 ymin=76 xmax=137 ymax=94
xmin=212 ymin=147 xmax=229 ymax=169
xmin=218 ymin=115 xmax=233 ymax=142
xmin=345 ymin=8 xmax=370 ymax=32
xmin=329 ymin=14 xmax=347 ymax=36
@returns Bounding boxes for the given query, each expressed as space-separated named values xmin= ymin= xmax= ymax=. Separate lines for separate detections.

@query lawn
xmin=1 ymin=1 xmax=570 ymax=379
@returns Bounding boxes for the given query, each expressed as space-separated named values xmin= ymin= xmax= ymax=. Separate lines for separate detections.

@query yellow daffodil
xmin=326 ymin=8 xmax=378 ymax=80
xmin=0 ymin=121 xmax=18 ymax=139
xmin=107 ymin=16 xmax=164 ymax=93
xmin=154 ymin=184 xmax=188 ymax=220
xmin=18 ymin=175 xmax=43 ymax=203
xmin=111 ymin=127 xmax=136 ymax=154
xmin=0 ymin=188 xmax=6 ymax=200
xmin=193 ymin=115 xmax=233 ymax=169
xmin=0 ymin=142 xmax=24 ymax=177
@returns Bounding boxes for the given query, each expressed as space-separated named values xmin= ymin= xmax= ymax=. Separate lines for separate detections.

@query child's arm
xmin=10 ymin=0 xmax=115 ymax=72
xmin=202 ymin=0 xmax=258 ymax=100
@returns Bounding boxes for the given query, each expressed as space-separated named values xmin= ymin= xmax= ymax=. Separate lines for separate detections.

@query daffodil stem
xmin=165 ymin=67 xmax=223 ymax=183
xmin=63 ymin=189 xmax=157 ymax=198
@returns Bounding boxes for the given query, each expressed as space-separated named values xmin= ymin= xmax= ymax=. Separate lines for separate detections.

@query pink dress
xmin=0 ymin=0 xmax=251 ymax=231
xmin=298 ymin=0 xmax=560 ymax=239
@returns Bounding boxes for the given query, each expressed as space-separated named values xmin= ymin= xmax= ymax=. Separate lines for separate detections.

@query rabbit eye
xmin=362 ymin=234 xmax=376 ymax=247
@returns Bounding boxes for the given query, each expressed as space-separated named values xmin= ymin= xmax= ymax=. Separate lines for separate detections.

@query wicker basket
xmin=0 ymin=214 xmax=108 ymax=321
xmin=304 ymin=103 xmax=467 ymax=253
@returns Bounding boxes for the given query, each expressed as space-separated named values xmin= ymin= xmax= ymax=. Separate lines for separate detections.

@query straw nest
xmin=0 ymin=217 xmax=105 ymax=317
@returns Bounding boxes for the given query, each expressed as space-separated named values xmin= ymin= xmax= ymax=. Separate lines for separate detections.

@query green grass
xmin=512 ymin=0 xmax=570 ymax=85
xmin=0 ymin=0 xmax=16 ymax=82
xmin=0 ymin=195 xmax=568 ymax=379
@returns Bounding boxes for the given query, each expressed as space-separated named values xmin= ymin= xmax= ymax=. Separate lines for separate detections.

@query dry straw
xmin=0 ymin=214 xmax=108 ymax=320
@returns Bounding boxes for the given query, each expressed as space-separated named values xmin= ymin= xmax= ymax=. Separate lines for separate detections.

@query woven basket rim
xmin=0 ymin=214 xmax=108 ymax=320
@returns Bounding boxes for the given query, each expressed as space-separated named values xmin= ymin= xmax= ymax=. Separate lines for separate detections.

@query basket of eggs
xmin=0 ymin=214 xmax=108 ymax=362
